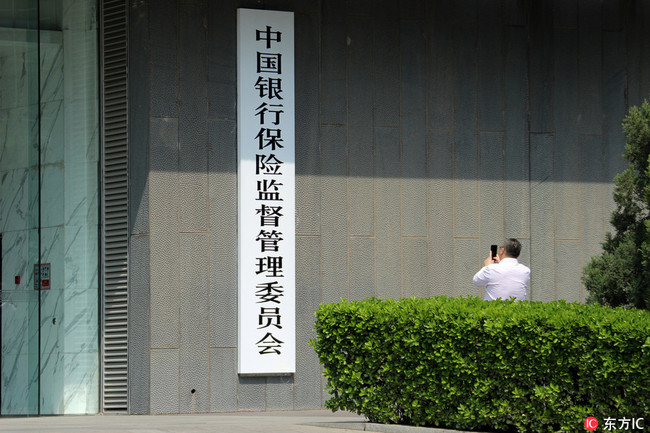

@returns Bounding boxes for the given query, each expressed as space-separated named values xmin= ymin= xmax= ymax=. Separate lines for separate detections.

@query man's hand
xmin=484 ymin=252 xmax=500 ymax=267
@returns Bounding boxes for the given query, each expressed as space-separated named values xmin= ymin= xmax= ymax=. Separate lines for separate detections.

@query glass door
xmin=0 ymin=0 xmax=41 ymax=415
xmin=0 ymin=0 xmax=100 ymax=415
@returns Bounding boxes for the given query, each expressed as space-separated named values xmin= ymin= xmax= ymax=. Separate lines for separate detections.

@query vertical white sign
xmin=237 ymin=8 xmax=295 ymax=374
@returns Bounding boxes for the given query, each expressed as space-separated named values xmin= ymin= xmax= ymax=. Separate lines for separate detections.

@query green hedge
xmin=310 ymin=297 xmax=650 ymax=433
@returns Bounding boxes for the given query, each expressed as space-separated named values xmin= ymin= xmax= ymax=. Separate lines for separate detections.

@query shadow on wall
xmin=137 ymin=0 xmax=643 ymax=186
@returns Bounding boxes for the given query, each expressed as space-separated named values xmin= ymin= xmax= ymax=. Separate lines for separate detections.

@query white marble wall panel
xmin=0 ymin=229 xmax=36 ymax=291
xmin=63 ymin=350 xmax=98 ymax=414
xmin=11 ymin=48 xmax=37 ymax=115
xmin=0 ymin=48 xmax=18 ymax=110
xmin=63 ymin=286 xmax=98 ymax=353
xmin=63 ymin=97 xmax=99 ymax=163
xmin=64 ymin=223 xmax=99 ymax=289
xmin=40 ymin=164 xmax=65 ymax=228
xmin=64 ymin=161 xmax=98 ymax=227
xmin=40 ymin=226 xmax=65 ymax=290
xmin=1 ymin=289 xmax=39 ymax=415
xmin=39 ymin=289 xmax=65 ymax=414
xmin=1 ymin=0 xmax=98 ymax=415
xmin=0 ymin=33 xmax=37 ymax=112
xmin=0 ymin=106 xmax=37 ymax=171
xmin=63 ymin=27 xmax=99 ymax=167
xmin=0 ymin=168 xmax=30 ymax=232
xmin=59 ymin=0 xmax=100 ymax=413
xmin=40 ymin=352 xmax=64 ymax=414
xmin=40 ymin=100 xmax=64 ymax=165
xmin=40 ymin=41 xmax=63 ymax=104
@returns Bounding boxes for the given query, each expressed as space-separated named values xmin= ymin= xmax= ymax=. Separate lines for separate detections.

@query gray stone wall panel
xmin=149 ymin=117 xmax=180 ymax=349
xmin=209 ymin=348 xmax=238 ymax=412
xmin=557 ymin=240 xmax=582 ymax=303
xmin=626 ymin=2 xmax=643 ymax=108
xmin=454 ymin=238 xmax=480 ymax=298
xmin=128 ymin=0 xmax=151 ymax=236
xmin=128 ymin=0 xmax=152 ymax=414
xmin=347 ymin=0 xmax=372 ymax=16
xmin=453 ymin=22 xmax=479 ymax=239
xmin=479 ymin=132 xmax=505 ymax=247
xmin=403 ymin=238 xmax=428 ymax=298
xmin=603 ymin=30 xmax=628 ymax=228
xmin=150 ymin=0 xmax=178 ymax=118
xmin=295 ymin=236 xmax=323 ymax=409
xmin=427 ymin=1 xmax=453 ymax=130
xmin=602 ymin=0 xmax=622 ymax=31
xmin=528 ymin=0 xmax=554 ymax=133
xmin=427 ymin=130 xmax=454 ymax=297
xmin=530 ymin=133 xmax=556 ymax=302
xmin=179 ymin=3 xmax=209 ymax=233
xmin=128 ymin=234 xmax=150 ymax=414
xmin=454 ymin=0 xmax=478 ymax=23
xmin=238 ymin=376 xmax=266 ymax=411
xmin=400 ymin=0 xmax=424 ymax=20
xmin=348 ymin=16 xmax=374 ymax=237
xmin=320 ymin=0 xmax=347 ymax=126
xmin=400 ymin=20 xmax=427 ymax=237
xmin=295 ymin=9 xmax=321 ymax=236
xmin=554 ymin=28 xmax=580 ymax=241
xmin=180 ymin=234 xmax=210 ymax=413
xmin=373 ymin=0 xmax=400 ymax=127
xmin=208 ymin=0 xmax=236 ymax=120
xmin=374 ymin=127 xmax=401 ymax=299
xmin=208 ymin=119 xmax=238 ymax=348
xmin=580 ymin=135 xmax=606 ymax=269
xmin=503 ymin=0 xmax=526 ymax=26
xmin=266 ymin=376 xmax=294 ymax=410
xmin=478 ymin=0 xmax=504 ymax=132
xmin=349 ymin=237 xmax=375 ymax=300
xmin=150 ymin=349 xmax=180 ymax=414
xmin=578 ymin=4 xmax=603 ymax=137
xmin=642 ymin=2 xmax=650 ymax=100
xmin=504 ymin=26 xmax=529 ymax=239
xmin=554 ymin=0 xmax=578 ymax=29
xmin=320 ymin=126 xmax=348 ymax=304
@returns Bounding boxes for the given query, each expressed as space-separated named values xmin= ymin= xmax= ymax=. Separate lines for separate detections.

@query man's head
xmin=500 ymin=238 xmax=522 ymax=259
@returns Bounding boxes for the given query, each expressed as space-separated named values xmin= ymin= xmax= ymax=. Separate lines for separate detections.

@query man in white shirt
xmin=472 ymin=238 xmax=530 ymax=301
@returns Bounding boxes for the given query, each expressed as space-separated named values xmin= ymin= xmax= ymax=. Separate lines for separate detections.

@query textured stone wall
xmin=127 ymin=0 xmax=650 ymax=414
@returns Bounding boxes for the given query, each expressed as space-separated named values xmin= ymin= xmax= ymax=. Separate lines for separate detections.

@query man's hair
xmin=502 ymin=238 xmax=522 ymax=258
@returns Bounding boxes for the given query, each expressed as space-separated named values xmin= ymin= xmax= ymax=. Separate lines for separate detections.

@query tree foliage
xmin=583 ymin=100 xmax=650 ymax=310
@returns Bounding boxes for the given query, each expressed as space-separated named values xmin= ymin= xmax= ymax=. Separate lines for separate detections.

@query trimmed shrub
xmin=311 ymin=296 xmax=650 ymax=433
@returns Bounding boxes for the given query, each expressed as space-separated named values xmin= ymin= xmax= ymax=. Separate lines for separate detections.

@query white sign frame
xmin=237 ymin=8 xmax=296 ymax=375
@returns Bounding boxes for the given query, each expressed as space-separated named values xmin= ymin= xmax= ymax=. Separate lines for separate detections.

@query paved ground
xmin=0 ymin=410 xmax=359 ymax=433
xmin=0 ymin=410 xmax=484 ymax=433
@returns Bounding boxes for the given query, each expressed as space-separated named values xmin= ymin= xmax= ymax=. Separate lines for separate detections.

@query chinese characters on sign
xmin=237 ymin=8 xmax=295 ymax=375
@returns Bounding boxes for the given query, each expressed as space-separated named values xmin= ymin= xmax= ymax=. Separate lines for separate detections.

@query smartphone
xmin=490 ymin=244 xmax=498 ymax=259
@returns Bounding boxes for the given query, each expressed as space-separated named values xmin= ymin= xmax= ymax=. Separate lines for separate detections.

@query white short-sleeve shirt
xmin=472 ymin=257 xmax=530 ymax=301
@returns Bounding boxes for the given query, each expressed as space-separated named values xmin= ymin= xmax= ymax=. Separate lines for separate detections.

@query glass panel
xmin=0 ymin=0 xmax=41 ymax=415
xmin=38 ymin=0 xmax=99 ymax=415
xmin=0 ymin=0 xmax=99 ymax=415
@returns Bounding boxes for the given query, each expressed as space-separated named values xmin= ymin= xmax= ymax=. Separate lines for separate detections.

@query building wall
xmin=126 ymin=0 xmax=650 ymax=414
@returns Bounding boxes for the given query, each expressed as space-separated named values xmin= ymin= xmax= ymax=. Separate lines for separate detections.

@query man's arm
xmin=473 ymin=265 xmax=491 ymax=287
xmin=473 ymin=250 xmax=500 ymax=287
